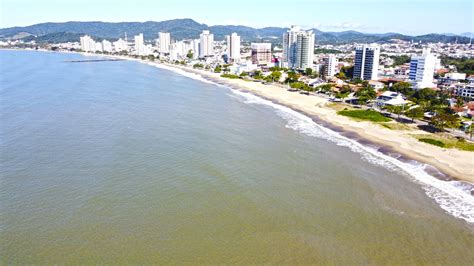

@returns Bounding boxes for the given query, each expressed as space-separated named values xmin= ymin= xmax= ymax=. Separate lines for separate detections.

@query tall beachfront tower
xmin=409 ymin=48 xmax=436 ymax=89
xmin=251 ymin=43 xmax=272 ymax=65
xmin=134 ymin=33 xmax=145 ymax=56
xmin=226 ymin=32 xmax=241 ymax=62
xmin=324 ymin=54 xmax=337 ymax=77
xmin=80 ymin=35 xmax=95 ymax=52
xmin=353 ymin=44 xmax=380 ymax=80
xmin=282 ymin=26 xmax=315 ymax=69
xmin=158 ymin=32 xmax=171 ymax=54
xmin=199 ymin=30 xmax=214 ymax=58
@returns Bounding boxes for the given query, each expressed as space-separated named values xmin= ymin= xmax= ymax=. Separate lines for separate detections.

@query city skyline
xmin=1 ymin=0 xmax=472 ymax=35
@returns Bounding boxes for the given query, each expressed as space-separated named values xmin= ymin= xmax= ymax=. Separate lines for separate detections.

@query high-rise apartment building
xmin=353 ymin=44 xmax=380 ymax=80
xmin=324 ymin=55 xmax=337 ymax=77
xmin=282 ymin=26 xmax=315 ymax=69
xmin=199 ymin=30 xmax=214 ymax=57
xmin=251 ymin=43 xmax=272 ymax=65
xmin=226 ymin=32 xmax=241 ymax=62
xmin=409 ymin=48 xmax=436 ymax=89
xmin=158 ymin=32 xmax=171 ymax=54
xmin=134 ymin=33 xmax=145 ymax=56
xmin=80 ymin=35 xmax=95 ymax=52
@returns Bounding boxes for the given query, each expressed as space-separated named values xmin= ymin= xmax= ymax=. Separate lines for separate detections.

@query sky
xmin=1 ymin=0 xmax=473 ymax=35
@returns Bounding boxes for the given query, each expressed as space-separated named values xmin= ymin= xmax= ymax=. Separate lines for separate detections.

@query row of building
xmin=352 ymin=44 xmax=439 ymax=89
xmin=79 ymin=27 xmax=468 ymax=93
xmin=79 ymin=26 xmax=317 ymax=69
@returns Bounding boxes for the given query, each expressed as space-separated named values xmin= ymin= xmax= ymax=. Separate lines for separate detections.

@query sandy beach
xmin=130 ymin=59 xmax=474 ymax=183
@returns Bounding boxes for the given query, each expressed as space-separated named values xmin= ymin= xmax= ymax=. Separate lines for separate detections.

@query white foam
xmin=230 ymin=89 xmax=474 ymax=224
xmin=145 ymin=62 xmax=218 ymax=85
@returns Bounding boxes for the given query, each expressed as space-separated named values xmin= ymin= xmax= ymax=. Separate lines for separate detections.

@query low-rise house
xmin=369 ymin=80 xmax=385 ymax=90
xmin=375 ymin=91 xmax=408 ymax=107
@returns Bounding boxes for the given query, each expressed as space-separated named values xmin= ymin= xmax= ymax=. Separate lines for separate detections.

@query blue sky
xmin=1 ymin=0 xmax=472 ymax=35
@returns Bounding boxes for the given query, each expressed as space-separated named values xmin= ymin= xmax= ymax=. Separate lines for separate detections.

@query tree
xmin=465 ymin=122 xmax=473 ymax=140
xmin=336 ymin=71 xmax=347 ymax=80
xmin=339 ymin=66 xmax=354 ymax=80
xmin=316 ymin=84 xmax=333 ymax=93
xmin=214 ymin=65 xmax=222 ymax=73
xmin=240 ymin=72 xmax=248 ymax=77
xmin=270 ymin=71 xmax=282 ymax=82
xmin=336 ymin=91 xmax=350 ymax=102
xmin=430 ymin=113 xmax=460 ymax=131
xmin=455 ymin=97 xmax=464 ymax=108
xmin=186 ymin=50 xmax=193 ymax=59
xmin=390 ymin=55 xmax=411 ymax=66
xmin=253 ymin=70 xmax=264 ymax=80
xmin=386 ymin=105 xmax=403 ymax=119
xmin=392 ymin=81 xmax=413 ymax=95
xmin=405 ymin=107 xmax=424 ymax=122
xmin=356 ymin=86 xmax=376 ymax=105
xmin=286 ymin=71 xmax=300 ymax=83
xmin=340 ymin=85 xmax=351 ymax=93
xmin=412 ymin=88 xmax=437 ymax=103
xmin=305 ymin=68 xmax=313 ymax=76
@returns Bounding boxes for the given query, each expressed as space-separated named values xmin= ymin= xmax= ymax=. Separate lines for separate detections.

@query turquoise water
xmin=1 ymin=50 xmax=473 ymax=264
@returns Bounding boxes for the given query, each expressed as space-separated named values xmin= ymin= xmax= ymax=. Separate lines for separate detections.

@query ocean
xmin=1 ymin=50 xmax=473 ymax=264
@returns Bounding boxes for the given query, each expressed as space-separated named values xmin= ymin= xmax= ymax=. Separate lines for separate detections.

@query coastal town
xmin=2 ymin=0 xmax=474 ymax=262
xmin=3 ymin=26 xmax=473 ymax=152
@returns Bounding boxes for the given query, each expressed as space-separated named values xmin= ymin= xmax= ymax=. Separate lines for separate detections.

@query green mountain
xmin=0 ymin=19 xmax=470 ymax=44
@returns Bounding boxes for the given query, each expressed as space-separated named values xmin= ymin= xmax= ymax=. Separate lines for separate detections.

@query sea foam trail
xmin=230 ymin=89 xmax=474 ymax=224
xmin=145 ymin=62 xmax=217 ymax=85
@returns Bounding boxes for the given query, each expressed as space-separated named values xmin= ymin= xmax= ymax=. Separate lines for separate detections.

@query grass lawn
xmin=327 ymin=103 xmax=355 ymax=112
xmin=379 ymin=122 xmax=412 ymax=131
xmin=337 ymin=109 xmax=391 ymax=122
xmin=414 ymin=134 xmax=474 ymax=151
xmin=419 ymin=138 xmax=446 ymax=147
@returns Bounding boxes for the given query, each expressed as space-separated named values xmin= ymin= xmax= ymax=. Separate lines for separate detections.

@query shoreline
xmin=3 ymin=49 xmax=473 ymax=183
xmin=140 ymin=60 xmax=473 ymax=184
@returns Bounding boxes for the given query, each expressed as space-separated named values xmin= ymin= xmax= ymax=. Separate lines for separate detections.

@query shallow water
xmin=1 ymin=50 xmax=473 ymax=264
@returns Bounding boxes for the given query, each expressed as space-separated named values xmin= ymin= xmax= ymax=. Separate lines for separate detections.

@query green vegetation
xmin=285 ymin=71 xmax=300 ymax=83
xmin=316 ymin=84 xmax=333 ymax=93
xmin=390 ymin=55 xmax=410 ymax=66
xmin=193 ymin=63 xmax=204 ymax=69
xmin=418 ymin=138 xmax=446 ymax=147
xmin=355 ymin=86 xmax=376 ymax=104
xmin=146 ymin=55 xmax=155 ymax=61
xmin=315 ymin=48 xmax=343 ymax=54
xmin=379 ymin=122 xmax=411 ymax=130
xmin=221 ymin=74 xmax=240 ymax=79
xmin=440 ymin=57 xmax=474 ymax=75
xmin=186 ymin=50 xmax=193 ymax=59
xmin=405 ymin=107 xmax=424 ymax=122
xmin=270 ymin=71 xmax=282 ymax=81
xmin=391 ymin=81 xmax=412 ymax=95
xmin=337 ymin=66 xmax=354 ymax=80
xmin=289 ymin=81 xmax=313 ymax=91
xmin=337 ymin=110 xmax=392 ymax=122
xmin=414 ymin=134 xmax=474 ymax=151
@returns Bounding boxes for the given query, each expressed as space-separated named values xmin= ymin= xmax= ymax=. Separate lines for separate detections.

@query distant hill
xmin=0 ymin=19 xmax=471 ymax=44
